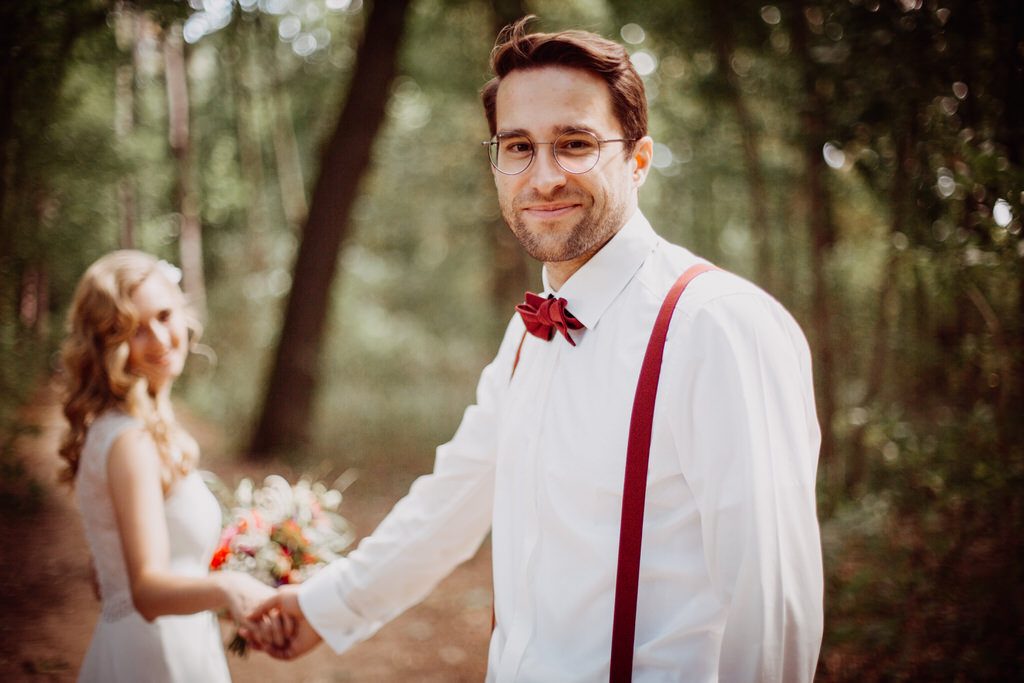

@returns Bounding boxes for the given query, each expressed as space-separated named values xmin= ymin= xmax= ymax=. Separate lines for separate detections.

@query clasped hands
xmin=239 ymin=585 xmax=323 ymax=660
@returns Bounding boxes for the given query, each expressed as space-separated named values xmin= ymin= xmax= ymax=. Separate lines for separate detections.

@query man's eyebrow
xmin=554 ymin=124 xmax=600 ymax=136
xmin=496 ymin=124 xmax=602 ymax=139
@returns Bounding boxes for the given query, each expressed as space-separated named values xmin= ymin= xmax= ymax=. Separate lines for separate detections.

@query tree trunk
xmin=114 ymin=9 xmax=139 ymax=248
xmin=232 ymin=19 xmax=270 ymax=240
xmin=848 ymin=127 xmax=913 ymax=493
xmin=708 ymin=0 xmax=773 ymax=290
xmin=268 ymin=54 xmax=309 ymax=230
xmin=249 ymin=0 xmax=414 ymax=457
xmin=789 ymin=2 xmax=837 ymax=469
xmin=163 ymin=22 xmax=206 ymax=318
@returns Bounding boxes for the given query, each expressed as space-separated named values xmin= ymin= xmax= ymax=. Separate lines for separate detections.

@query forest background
xmin=1 ymin=0 xmax=1021 ymax=680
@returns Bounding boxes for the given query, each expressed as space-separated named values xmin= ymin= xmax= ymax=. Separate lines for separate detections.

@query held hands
xmin=216 ymin=570 xmax=276 ymax=624
xmin=241 ymin=585 xmax=323 ymax=660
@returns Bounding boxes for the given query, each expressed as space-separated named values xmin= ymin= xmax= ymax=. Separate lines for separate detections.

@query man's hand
xmin=241 ymin=585 xmax=323 ymax=660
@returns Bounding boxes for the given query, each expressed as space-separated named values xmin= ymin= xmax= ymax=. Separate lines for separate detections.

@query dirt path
xmin=0 ymin=381 xmax=490 ymax=682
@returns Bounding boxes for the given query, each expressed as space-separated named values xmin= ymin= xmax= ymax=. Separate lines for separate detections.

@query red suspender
xmin=609 ymin=263 xmax=718 ymax=683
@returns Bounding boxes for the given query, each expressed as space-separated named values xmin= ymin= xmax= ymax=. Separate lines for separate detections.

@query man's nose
xmin=528 ymin=144 xmax=568 ymax=193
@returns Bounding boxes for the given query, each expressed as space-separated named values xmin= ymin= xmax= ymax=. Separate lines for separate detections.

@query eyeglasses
xmin=482 ymin=130 xmax=637 ymax=176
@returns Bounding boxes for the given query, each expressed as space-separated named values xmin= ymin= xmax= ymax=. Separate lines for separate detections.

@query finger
xmin=266 ymin=611 xmax=287 ymax=650
xmin=283 ymin=612 xmax=298 ymax=641
xmin=250 ymin=594 xmax=279 ymax=619
xmin=266 ymin=644 xmax=295 ymax=661
xmin=247 ymin=617 xmax=275 ymax=648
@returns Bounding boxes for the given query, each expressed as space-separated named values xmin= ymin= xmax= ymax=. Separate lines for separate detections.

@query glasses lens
xmin=553 ymin=131 xmax=601 ymax=174
xmin=490 ymin=136 xmax=533 ymax=175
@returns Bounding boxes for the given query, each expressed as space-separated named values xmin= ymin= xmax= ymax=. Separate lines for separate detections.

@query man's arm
xmin=256 ymin=317 xmax=523 ymax=656
xmin=669 ymin=289 xmax=824 ymax=682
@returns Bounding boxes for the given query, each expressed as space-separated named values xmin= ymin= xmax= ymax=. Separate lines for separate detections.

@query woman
xmin=60 ymin=250 xmax=271 ymax=681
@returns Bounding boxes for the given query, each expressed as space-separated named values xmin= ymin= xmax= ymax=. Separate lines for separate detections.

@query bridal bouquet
xmin=203 ymin=472 xmax=356 ymax=653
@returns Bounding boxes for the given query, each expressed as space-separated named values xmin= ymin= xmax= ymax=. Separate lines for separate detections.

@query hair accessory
xmin=156 ymin=260 xmax=183 ymax=284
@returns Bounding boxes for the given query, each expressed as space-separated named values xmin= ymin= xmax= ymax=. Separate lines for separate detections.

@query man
xmin=248 ymin=18 xmax=824 ymax=682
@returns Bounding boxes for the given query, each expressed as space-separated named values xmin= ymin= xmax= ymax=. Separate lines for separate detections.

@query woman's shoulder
xmin=81 ymin=410 xmax=145 ymax=471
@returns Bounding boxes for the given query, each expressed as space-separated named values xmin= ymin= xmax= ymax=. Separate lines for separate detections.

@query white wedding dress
xmin=75 ymin=410 xmax=232 ymax=682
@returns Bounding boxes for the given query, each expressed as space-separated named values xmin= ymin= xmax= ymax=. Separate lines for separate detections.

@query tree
xmin=249 ymin=0 xmax=414 ymax=457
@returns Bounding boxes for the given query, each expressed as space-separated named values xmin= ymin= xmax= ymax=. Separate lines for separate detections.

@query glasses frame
xmin=481 ymin=130 xmax=638 ymax=176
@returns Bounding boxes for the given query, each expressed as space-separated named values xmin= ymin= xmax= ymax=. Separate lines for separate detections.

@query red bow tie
xmin=516 ymin=292 xmax=584 ymax=346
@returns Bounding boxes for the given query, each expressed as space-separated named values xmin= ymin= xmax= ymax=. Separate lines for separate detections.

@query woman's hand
xmin=215 ymin=571 xmax=276 ymax=625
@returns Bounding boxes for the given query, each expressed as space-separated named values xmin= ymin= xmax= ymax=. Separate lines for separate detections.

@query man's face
xmin=491 ymin=65 xmax=651 ymax=269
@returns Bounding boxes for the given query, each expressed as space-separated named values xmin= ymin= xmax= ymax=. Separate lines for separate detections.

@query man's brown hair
xmin=481 ymin=17 xmax=648 ymax=150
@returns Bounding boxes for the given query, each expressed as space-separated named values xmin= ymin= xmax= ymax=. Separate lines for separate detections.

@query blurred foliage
xmin=1 ymin=0 xmax=1021 ymax=678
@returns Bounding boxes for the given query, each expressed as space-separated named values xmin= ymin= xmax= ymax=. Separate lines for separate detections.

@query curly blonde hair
xmin=59 ymin=250 xmax=201 ymax=490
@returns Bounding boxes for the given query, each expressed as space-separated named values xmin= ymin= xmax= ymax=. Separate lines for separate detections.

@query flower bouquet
xmin=203 ymin=472 xmax=356 ymax=654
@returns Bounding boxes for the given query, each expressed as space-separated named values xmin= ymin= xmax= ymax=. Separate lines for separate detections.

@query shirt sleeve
xmin=298 ymin=317 xmax=523 ymax=653
xmin=666 ymin=289 xmax=824 ymax=683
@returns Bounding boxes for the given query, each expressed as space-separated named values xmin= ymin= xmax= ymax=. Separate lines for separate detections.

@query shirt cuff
xmin=298 ymin=560 xmax=384 ymax=654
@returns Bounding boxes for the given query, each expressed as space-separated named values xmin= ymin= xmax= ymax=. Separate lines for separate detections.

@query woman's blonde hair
xmin=59 ymin=250 xmax=201 ymax=490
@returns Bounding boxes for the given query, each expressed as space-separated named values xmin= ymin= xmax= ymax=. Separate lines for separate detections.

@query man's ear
xmin=631 ymin=136 xmax=654 ymax=187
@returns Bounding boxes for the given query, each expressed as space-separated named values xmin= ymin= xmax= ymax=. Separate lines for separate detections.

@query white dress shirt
xmin=299 ymin=210 xmax=824 ymax=682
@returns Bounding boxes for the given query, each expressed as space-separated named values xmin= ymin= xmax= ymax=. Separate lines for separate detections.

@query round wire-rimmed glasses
xmin=482 ymin=130 xmax=637 ymax=175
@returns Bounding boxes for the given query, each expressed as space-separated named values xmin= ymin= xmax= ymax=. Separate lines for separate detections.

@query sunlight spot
xmin=822 ymin=142 xmax=845 ymax=169
xmin=882 ymin=441 xmax=899 ymax=463
xmin=262 ymin=0 xmax=289 ymax=14
xmin=993 ymin=199 xmax=1013 ymax=227
xmin=760 ymin=5 xmax=781 ymax=25
xmin=936 ymin=169 xmax=956 ymax=198
xmin=278 ymin=15 xmax=301 ymax=41
xmin=848 ymin=407 xmax=869 ymax=427
xmin=932 ymin=219 xmax=952 ymax=242
xmin=183 ymin=14 xmax=210 ymax=43
xmin=630 ymin=51 xmax=658 ymax=76
xmin=620 ymin=23 xmax=646 ymax=44
xmin=304 ymin=2 xmax=323 ymax=21
xmin=292 ymin=33 xmax=317 ymax=57
xmin=652 ymin=143 xmax=674 ymax=169
xmin=267 ymin=269 xmax=291 ymax=297
xmin=313 ymin=27 xmax=331 ymax=48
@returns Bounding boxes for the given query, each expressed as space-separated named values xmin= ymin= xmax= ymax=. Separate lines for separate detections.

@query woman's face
xmin=126 ymin=273 xmax=188 ymax=394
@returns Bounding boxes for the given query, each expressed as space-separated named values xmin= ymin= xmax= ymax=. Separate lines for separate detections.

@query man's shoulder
xmin=638 ymin=237 xmax=806 ymax=340
xmin=637 ymin=239 xmax=765 ymax=308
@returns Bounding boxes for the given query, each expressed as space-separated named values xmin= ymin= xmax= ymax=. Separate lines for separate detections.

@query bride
xmin=60 ymin=250 xmax=273 ymax=681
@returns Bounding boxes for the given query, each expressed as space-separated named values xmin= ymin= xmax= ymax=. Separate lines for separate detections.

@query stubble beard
xmin=503 ymin=193 xmax=627 ymax=264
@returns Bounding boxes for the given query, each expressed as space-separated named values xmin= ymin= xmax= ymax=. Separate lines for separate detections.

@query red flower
xmin=209 ymin=545 xmax=231 ymax=570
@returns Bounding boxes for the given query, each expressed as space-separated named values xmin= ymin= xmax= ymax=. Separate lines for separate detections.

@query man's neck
xmin=545 ymin=251 xmax=596 ymax=291
xmin=544 ymin=208 xmax=639 ymax=291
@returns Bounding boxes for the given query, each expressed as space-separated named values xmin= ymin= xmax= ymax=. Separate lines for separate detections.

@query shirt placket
xmin=496 ymin=336 xmax=564 ymax=682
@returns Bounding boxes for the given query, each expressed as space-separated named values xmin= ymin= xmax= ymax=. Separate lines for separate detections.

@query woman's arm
xmin=108 ymin=428 xmax=272 ymax=622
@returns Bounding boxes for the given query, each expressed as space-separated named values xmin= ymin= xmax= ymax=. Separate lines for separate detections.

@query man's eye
xmin=503 ymin=140 xmax=533 ymax=155
xmin=559 ymin=137 xmax=597 ymax=152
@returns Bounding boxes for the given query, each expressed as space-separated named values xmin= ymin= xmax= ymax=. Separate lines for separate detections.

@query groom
xmin=248 ymin=18 xmax=824 ymax=682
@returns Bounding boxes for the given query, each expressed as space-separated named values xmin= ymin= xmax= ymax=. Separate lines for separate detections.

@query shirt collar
xmin=540 ymin=209 xmax=659 ymax=330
